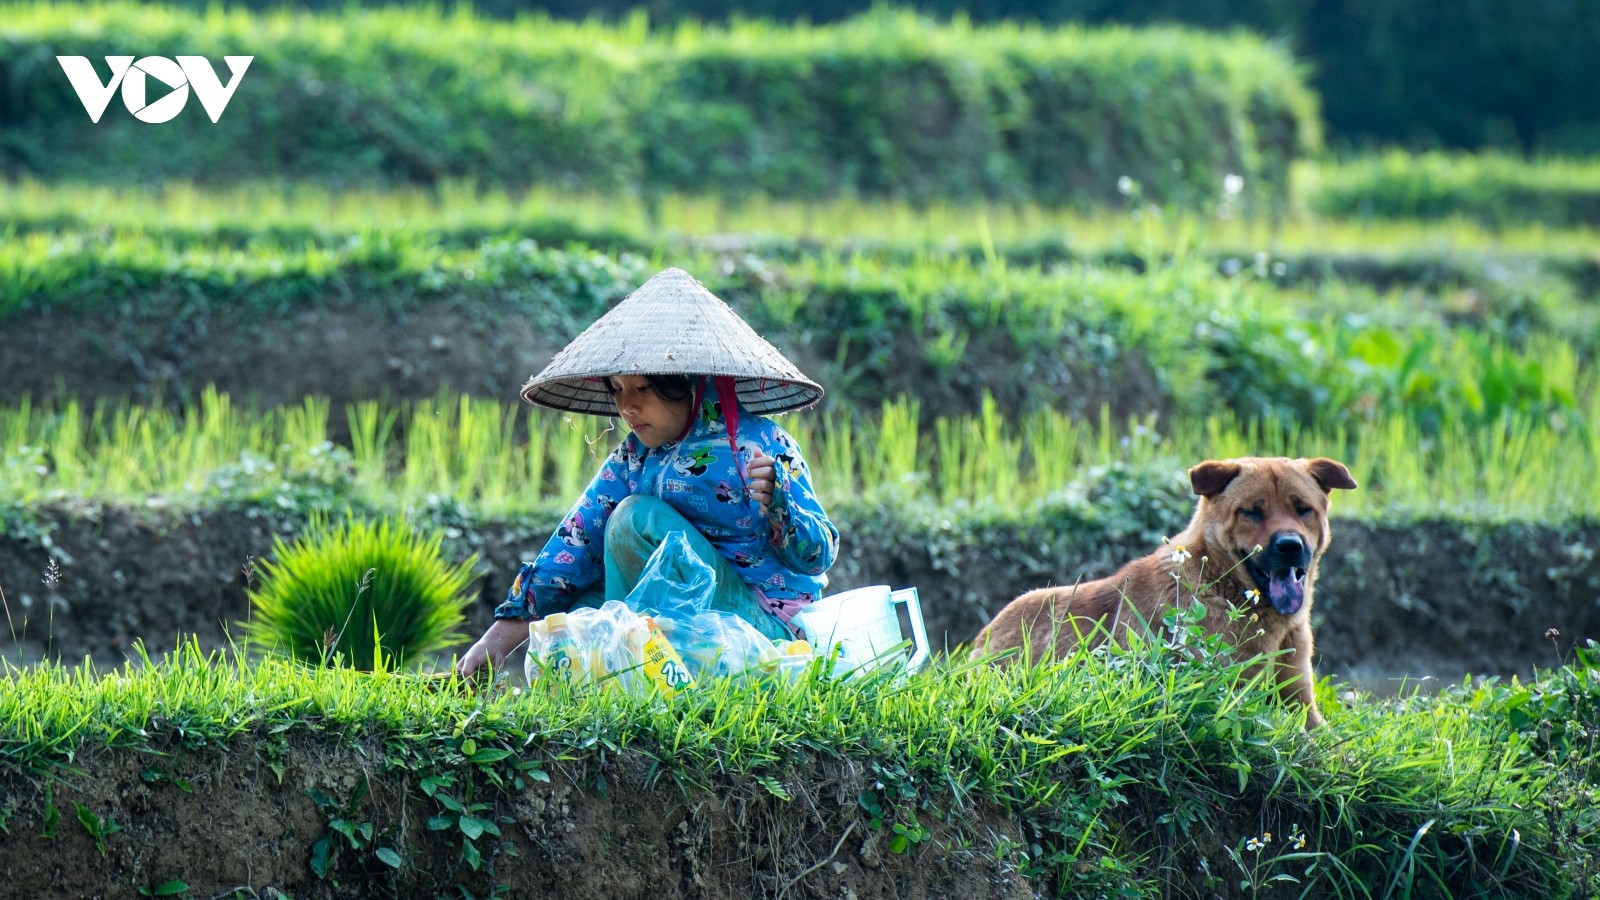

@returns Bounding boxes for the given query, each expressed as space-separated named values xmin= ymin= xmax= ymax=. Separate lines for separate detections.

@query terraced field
xmin=3 ymin=5 xmax=1599 ymax=895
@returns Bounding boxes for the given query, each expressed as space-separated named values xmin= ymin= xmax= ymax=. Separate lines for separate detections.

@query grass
xmin=4 ymin=388 xmax=1600 ymax=522
xmin=7 ymin=173 xmax=1600 ymax=261
xmin=0 ymin=623 xmax=1592 ymax=895
xmin=1305 ymin=152 xmax=1600 ymax=228
xmin=4 ymin=216 xmax=1591 ymax=435
xmin=2 ymin=3 xmax=1312 ymax=207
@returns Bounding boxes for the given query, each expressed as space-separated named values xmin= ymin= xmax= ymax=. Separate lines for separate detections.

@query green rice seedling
xmin=401 ymin=398 xmax=452 ymax=501
xmin=347 ymin=400 xmax=398 ymax=500
xmin=245 ymin=515 xmax=477 ymax=671
xmin=1023 ymin=407 xmax=1081 ymax=495
xmin=816 ymin=408 xmax=856 ymax=499
xmin=9 ymin=386 xmax=1600 ymax=521
xmin=549 ymin=415 xmax=612 ymax=502
xmin=932 ymin=416 xmax=966 ymax=505
xmin=857 ymin=397 xmax=920 ymax=492
xmin=522 ymin=413 xmax=550 ymax=510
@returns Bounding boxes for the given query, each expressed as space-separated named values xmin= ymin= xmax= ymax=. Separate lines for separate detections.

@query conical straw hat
xmin=521 ymin=267 xmax=823 ymax=415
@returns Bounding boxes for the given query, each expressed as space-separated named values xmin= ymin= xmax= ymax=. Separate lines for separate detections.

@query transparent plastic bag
xmin=525 ymin=600 xmax=649 ymax=691
xmin=656 ymin=609 xmax=771 ymax=680
xmin=622 ymin=530 xmax=717 ymax=619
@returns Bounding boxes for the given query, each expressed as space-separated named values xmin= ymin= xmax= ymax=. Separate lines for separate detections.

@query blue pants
xmin=570 ymin=495 xmax=791 ymax=642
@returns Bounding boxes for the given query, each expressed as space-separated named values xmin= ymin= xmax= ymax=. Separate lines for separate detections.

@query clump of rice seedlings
xmin=245 ymin=515 xmax=477 ymax=670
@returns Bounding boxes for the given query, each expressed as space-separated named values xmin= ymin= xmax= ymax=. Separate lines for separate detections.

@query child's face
xmin=609 ymin=376 xmax=693 ymax=448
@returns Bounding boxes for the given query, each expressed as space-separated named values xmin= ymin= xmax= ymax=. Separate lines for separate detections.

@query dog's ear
xmin=1305 ymin=457 xmax=1358 ymax=492
xmin=1188 ymin=460 xmax=1242 ymax=497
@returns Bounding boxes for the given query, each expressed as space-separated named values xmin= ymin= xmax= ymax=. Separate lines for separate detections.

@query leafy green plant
xmin=306 ymin=779 xmax=380 ymax=878
xmin=73 ymin=802 xmax=122 ymax=857
xmin=245 ymin=515 xmax=477 ymax=670
xmin=137 ymin=881 xmax=188 ymax=898
xmin=40 ymin=784 xmax=57 ymax=839
xmin=425 ymin=790 xmax=500 ymax=871
xmin=889 ymin=811 xmax=931 ymax=854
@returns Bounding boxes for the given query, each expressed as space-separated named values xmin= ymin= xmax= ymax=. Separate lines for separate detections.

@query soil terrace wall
xmin=0 ymin=285 xmax=1163 ymax=428
xmin=2 ymin=501 xmax=1596 ymax=680
xmin=0 ymin=736 xmax=1031 ymax=900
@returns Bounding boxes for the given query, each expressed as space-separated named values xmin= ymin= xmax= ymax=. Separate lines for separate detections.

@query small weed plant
xmin=246 ymin=515 xmax=477 ymax=670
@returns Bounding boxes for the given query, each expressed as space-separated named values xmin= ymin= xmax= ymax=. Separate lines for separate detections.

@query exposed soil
xmin=0 ymin=292 xmax=1163 ymax=428
xmin=0 ymin=298 xmax=571 ymax=418
xmin=845 ymin=515 xmax=1600 ymax=681
xmin=2 ymin=502 xmax=1597 ymax=680
xmin=0 ymin=734 xmax=1034 ymax=900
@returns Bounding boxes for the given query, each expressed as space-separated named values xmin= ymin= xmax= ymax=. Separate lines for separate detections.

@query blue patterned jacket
xmin=494 ymin=381 xmax=838 ymax=619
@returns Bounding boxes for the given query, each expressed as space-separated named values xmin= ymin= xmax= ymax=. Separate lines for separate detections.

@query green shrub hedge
xmin=1306 ymin=152 xmax=1600 ymax=229
xmin=0 ymin=4 xmax=1316 ymax=208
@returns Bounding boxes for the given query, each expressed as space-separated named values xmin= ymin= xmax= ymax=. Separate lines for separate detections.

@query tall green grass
xmin=4 ymin=389 xmax=1599 ymax=522
xmin=0 ymin=631 xmax=1590 ymax=895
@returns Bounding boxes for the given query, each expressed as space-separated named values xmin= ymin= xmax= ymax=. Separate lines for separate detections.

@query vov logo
xmin=56 ymin=56 xmax=253 ymax=123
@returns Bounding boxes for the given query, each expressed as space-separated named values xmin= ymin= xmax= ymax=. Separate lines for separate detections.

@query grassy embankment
xmin=0 ymin=622 xmax=1595 ymax=896
xmin=1305 ymin=152 xmax=1600 ymax=229
xmin=0 ymin=3 xmax=1313 ymax=210
xmin=7 ymin=172 xmax=1600 ymax=294
xmin=2 ymin=208 xmax=1589 ymax=429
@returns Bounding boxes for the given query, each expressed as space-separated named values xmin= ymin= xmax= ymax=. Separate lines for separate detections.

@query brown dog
xmin=973 ymin=456 xmax=1357 ymax=728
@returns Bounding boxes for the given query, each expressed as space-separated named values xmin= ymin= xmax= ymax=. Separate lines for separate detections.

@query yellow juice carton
xmin=641 ymin=617 xmax=695 ymax=697
xmin=541 ymin=613 xmax=586 ymax=680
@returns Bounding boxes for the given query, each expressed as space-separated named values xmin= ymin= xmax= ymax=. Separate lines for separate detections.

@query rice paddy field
xmin=4 ymin=5 xmax=1600 ymax=892
xmin=4 ymin=174 xmax=1599 ymax=895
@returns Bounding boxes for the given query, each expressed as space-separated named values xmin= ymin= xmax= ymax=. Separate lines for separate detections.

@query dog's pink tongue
xmin=1267 ymin=570 xmax=1304 ymax=614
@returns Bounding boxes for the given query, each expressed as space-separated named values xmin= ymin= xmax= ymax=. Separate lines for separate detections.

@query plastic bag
xmin=655 ymin=609 xmax=771 ymax=680
xmin=525 ymin=600 xmax=649 ymax=692
xmin=622 ymin=530 xmax=717 ymax=619
xmin=621 ymin=532 xmax=774 ymax=680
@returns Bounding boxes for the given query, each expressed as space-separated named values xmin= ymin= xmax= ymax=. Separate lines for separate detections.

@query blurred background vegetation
xmin=52 ymin=0 xmax=1600 ymax=156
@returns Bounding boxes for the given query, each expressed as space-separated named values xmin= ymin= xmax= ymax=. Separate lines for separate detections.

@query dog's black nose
xmin=1271 ymin=534 xmax=1305 ymax=558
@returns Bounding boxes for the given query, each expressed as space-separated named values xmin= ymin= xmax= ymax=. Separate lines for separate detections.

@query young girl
xmin=457 ymin=269 xmax=836 ymax=678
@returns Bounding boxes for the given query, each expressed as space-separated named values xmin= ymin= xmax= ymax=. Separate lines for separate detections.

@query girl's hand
xmin=747 ymin=454 xmax=778 ymax=514
xmin=457 ymin=618 xmax=531 ymax=680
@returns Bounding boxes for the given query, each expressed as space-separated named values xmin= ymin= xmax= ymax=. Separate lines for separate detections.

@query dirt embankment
xmin=2 ymin=503 xmax=1596 ymax=679
xmin=0 ymin=735 xmax=1032 ymax=900
xmin=0 ymin=293 xmax=1162 ymax=427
